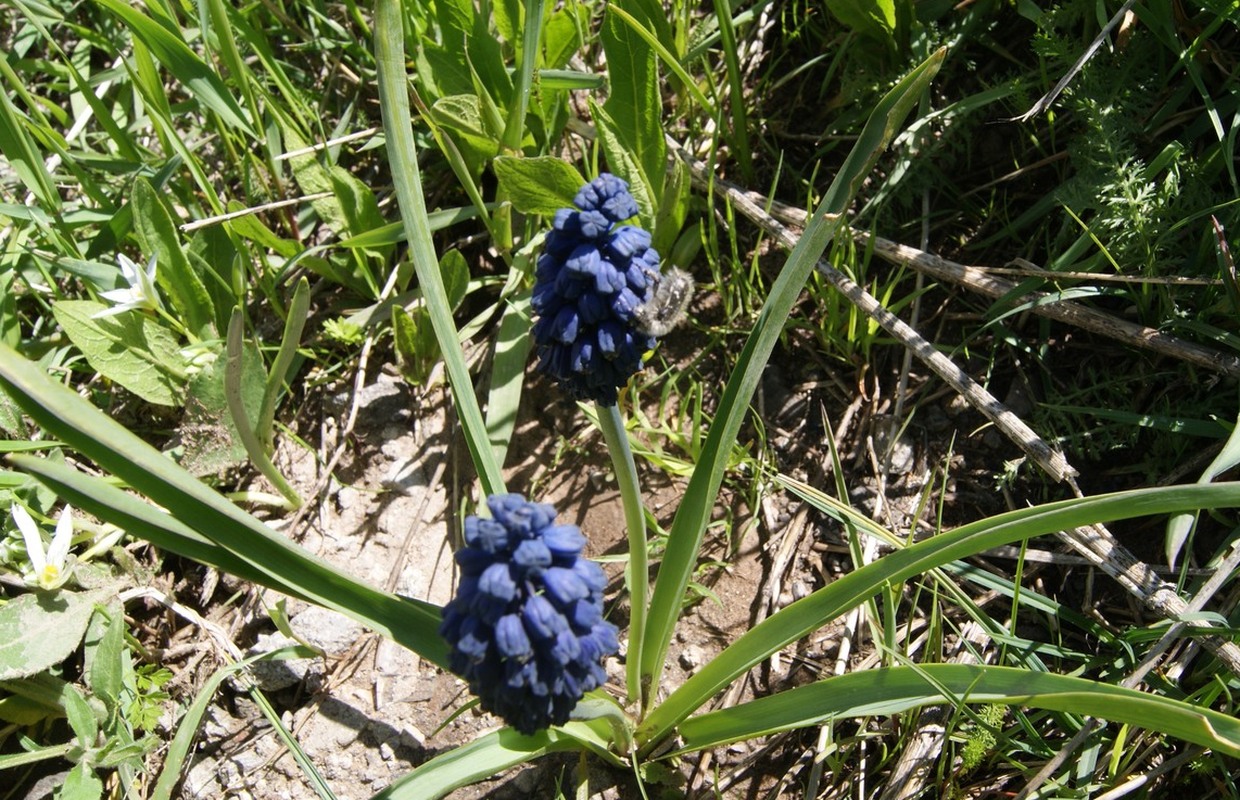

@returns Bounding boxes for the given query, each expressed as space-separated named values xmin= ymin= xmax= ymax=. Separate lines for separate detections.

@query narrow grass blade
xmin=150 ymin=650 xmax=291 ymax=800
xmin=96 ymin=0 xmax=255 ymax=136
xmin=674 ymin=664 xmax=1240 ymax=757
xmin=1166 ymin=403 xmax=1240 ymax=568
xmin=638 ymin=47 xmax=945 ymax=702
xmin=0 ymin=343 xmax=448 ymax=668
xmin=500 ymin=0 xmax=543 ymax=153
xmin=0 ymin=67 xmax=59 ymax=210
xmin=710 ymin=0 xmax=752 ymax=181
xmin=374 ymin=0 xmax=505 ymax=498
xmin=370 ymin=723 xmax=613 ymax=800
xmin=637 ymin=481 xmax=1240 ymax=748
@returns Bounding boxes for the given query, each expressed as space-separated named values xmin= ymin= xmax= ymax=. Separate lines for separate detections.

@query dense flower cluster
xmin=531 ymin=174 xmax=661 ymax=405
xmin=439 ymin=494 xmax=619 ymax=735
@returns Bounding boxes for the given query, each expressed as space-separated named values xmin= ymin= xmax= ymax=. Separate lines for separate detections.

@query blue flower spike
xmin=439 ymin=494 xmax=620 ymax=735
xmin=531 ymin=174 xmax=662 ymax=405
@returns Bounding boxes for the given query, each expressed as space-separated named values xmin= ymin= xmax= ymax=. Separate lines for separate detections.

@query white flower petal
xmin=116 ymin=253 xmax=141 ymax=285
xmin=47 ymin=506 xmax=74 ymax=567
xmin=11 ymin=504 xmax=46 ymax=573
xmin=99 ymin=288 xmax=139 ymax=303
xmin=92 ymin=302 xmax=140 ymax=319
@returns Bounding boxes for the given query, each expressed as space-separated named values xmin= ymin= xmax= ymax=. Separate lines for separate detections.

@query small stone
xmin=246 ymin=632 xmax=310 ymax=691
xmin=379 ymin=742 xmax=395 ymax=762
xmin=336 ymin=486 xmax=360 ymax=510
xmin=290 ymin=606 xmax=363 ymax=655
xmin=678 ymin=644 xmax=705 ymax=671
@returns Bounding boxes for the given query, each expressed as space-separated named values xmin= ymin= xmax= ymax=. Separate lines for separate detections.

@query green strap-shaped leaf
xmin=638 ymin=47 xmax=946 ymax=714
xmin=371 ymin=720 xmax=619 ymax=800
xmin=637 ymin=481 xmax=1240 ymax=748
xmin=375 ymin=0 xmax=505 ymax=498
xmin=675 ymin=664 xmax=1240 ymax=758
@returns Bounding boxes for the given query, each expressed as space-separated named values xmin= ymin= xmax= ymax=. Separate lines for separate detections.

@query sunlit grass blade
xmin=638 ymin=47 xmax=946 ymax=706
xmin=673 ymin=664 xmax=1240 ymax=757
xmin=636 ymin=481 xmax=1240 ymax=749
xmin=374 ymin=0 xmax=505 ymax=498
xmin=96 ymin=0 xmax=255 ymax=137
xmin=710 ymin=0 xmax=752 ymax=181
xmin=0 ymin=61 xmax=60 ymax=210
xmin=371 ymin=723 xmax=618 ymax=800
xmin=0 ymin=342 xmax=448 ymax=668
xmin=500 ymin=0 xmax=542 ymax=153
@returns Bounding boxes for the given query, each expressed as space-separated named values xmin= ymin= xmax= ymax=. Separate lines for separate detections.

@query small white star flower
xmin=93 ymin=253 xmax=164 ymax=318
xmin=13 ymin=504 xmax=75 ymax=591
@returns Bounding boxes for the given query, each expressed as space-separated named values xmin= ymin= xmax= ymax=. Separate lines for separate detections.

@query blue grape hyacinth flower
xmin=439 ymin=493 xmax=620 ymax=735
xmin=531 ymin=173 xmax=661 ymax=405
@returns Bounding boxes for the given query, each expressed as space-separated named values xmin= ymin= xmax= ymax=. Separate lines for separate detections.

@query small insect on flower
xmin=633 ymin=267 xmax=694 ymax=337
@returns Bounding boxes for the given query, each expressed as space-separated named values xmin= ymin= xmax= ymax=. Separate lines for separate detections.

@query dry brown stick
xmin=749 ymin=189 xmax=1240 ymax=379
xmin=671 ymin=141 xmax=1075 ymax=482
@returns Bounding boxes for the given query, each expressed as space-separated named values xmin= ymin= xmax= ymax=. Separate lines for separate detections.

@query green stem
xmin=596 ymin=402 xmax=648 ymax=709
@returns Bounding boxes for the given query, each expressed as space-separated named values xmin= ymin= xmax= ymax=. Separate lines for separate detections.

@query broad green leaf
xmin=543 ymin=1 xmax=584 ymax=70
xmin=187 ymin=226 xmax=238 ymax=336
xmin=328 ymin=166 xmax=389 ymax=254
xmin=223 ymin=201 xmax=299 ymax=258
xmin=282 ymin=123 xmax=385 ymax=262
xmin=440 ymin=249 xmax=470 ymax=312
xmin=95 ymin=0 xmax=255 ymax=136
xmin=132 ymin=177 xmax=216 ymax=339
xmin=601 ymin=1 xmax=665 ymax=203
xmin=392 ymin=305 xmax=439 ymax=386
xmin=0 ymin=589 xmax=110 ymax=680
xmin=589 ymin=100 xmax=656 ymax=229
xmin=430 ymin=94 xmax=500 ymax=173
xmin=0 ymin=692 xmax=59 ymax=726
xmin=485 ymin=292 xmax=532 ymax=468
xmin=653 ymin=157 xmax=691 ymax=257
xmin=52 ymin=300 xmax=184 ymax=407
xmin=62 ymin=681 xmax=98 ymax=749
xmin=61 ymin=759 xmax=104 ymax=800
xmin=432 ymin=95 xmax=490 ymax=139
xmin=636 ymin=46 xmax=935 ymax=713
xmin=87 ymin=605 xmax=125 ymax=706
xmin=492 ymin=156 xmax=584 ymax=215
xmin=675 ymin=664 xmax=1240 ymax=758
